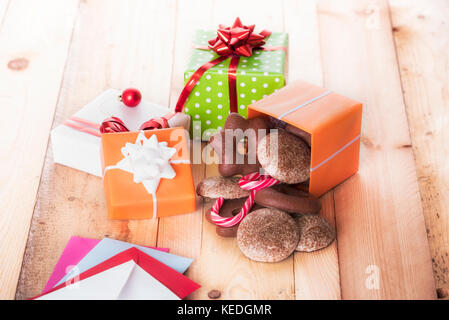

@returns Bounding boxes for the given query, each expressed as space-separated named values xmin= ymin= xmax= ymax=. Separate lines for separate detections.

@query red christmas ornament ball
xmin=120 ymin=88 xmax=142 ymax=107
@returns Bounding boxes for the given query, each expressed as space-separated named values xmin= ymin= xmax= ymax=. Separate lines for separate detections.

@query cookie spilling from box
xmin=237 ymin=208 xmax=299 ymax=263
xmin=257 ymin=130 xmax=310 ymax=184
xmin=255 ymin=184 xmax=321 ymax=215
xmin=209 ymin=113 xmax=270 ymax=177
xmin=199 ymin=110 xmax=317 ymax=241
xmin=197 ymin=79 xmax=361 ymax=262
xmin=197 ymin=176 xmax=250 ymax=199
xmin=294 ymin=214 xmax=336 ymax=252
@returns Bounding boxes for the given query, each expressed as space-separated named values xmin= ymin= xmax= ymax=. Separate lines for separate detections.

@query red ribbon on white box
xmin=63 ymin=117 xmax=102 ymax=137
xmin=63 ymin=113 xmax=175 ymax=138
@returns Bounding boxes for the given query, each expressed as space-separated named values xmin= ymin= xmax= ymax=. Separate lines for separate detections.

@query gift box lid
xmin=101 ymin=128 xmax=196 ymax=219
xmin=247 ymin=80 xmax=363 ymax=197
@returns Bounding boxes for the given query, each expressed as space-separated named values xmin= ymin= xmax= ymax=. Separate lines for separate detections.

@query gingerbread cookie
xmin=293 ymin=214 xmax=336 ymax=252
xmin=196 ymin=176 xmax=250 ymax=199
xmin=197 ymin=176 xmax=320 ymax=215
xmin=205 ymin=198 xmax=263 ymax=237
xmin=255 ymin=184 xmax=321 ymax=215
xmin=257 ymin=130 xmax=310 ymax=184
xmin=237 ymin=208 xmax=299 ymax=262
xmin=209 ymin=113 xmax=269 ymax=177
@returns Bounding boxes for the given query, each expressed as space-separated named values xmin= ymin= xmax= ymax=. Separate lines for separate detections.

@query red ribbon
xmin=175 ymin=17 xmax=277 ymax=115
xmin=208 ymin=18 xmax=270 ymax=57
xmin=140 ymin=116 xmax=170 ymax=131
xmin=99 ymin=117 xmax=129 ymax=134
xmin=99 ymin=115 xmax=171 ymax=134
xmin=175 ymin=55 xmax=229 ymax=113
xmin=210 ymin=173 xmax=281 ymax=228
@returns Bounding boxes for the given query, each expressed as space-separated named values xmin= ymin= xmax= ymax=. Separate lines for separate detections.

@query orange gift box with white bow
xmin=101 ymin=127 xmax=196 ymax=220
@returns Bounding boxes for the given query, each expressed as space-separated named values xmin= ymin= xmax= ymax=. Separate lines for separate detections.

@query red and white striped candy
xmin=210 ymin=172 xmax=280 ymax=228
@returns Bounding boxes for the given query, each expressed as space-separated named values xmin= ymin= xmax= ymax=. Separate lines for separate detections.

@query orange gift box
xmin=101 ymin=128 xmax=196 ymax=220
xmin=247 ymin=80 xmax=363 ymax=197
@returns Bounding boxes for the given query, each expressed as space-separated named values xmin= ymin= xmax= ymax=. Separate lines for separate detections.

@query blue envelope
xmin=56 ymin=238 xmax=193 ymax=287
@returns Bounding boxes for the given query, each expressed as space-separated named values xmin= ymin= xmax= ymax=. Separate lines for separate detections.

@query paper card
xmin=56 ymin=238 xmax=192 ymax=287
xmin=51 ymin=89 xmax=171 ymax=177
xmin=42 ymin=236 xmax=169 ymax=293
xmin=33 ymin=248 xmax=200 ymax=300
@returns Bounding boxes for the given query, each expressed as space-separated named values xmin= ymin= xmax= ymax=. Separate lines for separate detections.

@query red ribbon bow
xmin=208 ymin=17 xmax=271 ymax=57
xmin=175 ymin=18 xmax=276 ymax=115
xmin=99 ymin=116 xmax=170 ymax=134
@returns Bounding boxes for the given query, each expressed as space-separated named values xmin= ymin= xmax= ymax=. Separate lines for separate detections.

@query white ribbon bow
xmin=114 ymin=131 xmax=177 ymax=194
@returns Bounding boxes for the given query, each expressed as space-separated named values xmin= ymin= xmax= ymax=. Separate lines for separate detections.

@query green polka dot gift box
xmin=182 ymin=29 xmax=288 ymax=141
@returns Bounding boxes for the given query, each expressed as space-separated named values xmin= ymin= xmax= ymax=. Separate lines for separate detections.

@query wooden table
xmin=1 ymin=0 xmax=448 ymax=300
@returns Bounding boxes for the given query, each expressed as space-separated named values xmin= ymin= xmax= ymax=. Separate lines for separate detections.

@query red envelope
xmin=32 ymin=247 xmax=200 ymax=300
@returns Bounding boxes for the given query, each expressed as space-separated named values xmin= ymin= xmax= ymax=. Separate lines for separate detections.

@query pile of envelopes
xmin=31 ymin=236 xmax=200 ymax=300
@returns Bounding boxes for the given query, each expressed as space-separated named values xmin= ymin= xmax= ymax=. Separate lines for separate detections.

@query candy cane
xmin=210 ymin=173 xmax=281 ymax=228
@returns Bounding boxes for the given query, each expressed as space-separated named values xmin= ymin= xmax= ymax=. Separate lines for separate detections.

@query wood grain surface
xmin=285 ymin=0 xmax=341 ymax=300
xmin=318 ymin=0 xmax=435 ymax=299
xmin=0 ymin=0 xmax=79 ymax=299
xmin=0 ymin=0 xmax=444 ymax=300
xmin=389 ymin=0 xmax=449 ymax=293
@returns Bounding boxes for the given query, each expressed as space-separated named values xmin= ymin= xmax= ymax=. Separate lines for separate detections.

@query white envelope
xmin=51 ymin=89 xmax=189 ymax=177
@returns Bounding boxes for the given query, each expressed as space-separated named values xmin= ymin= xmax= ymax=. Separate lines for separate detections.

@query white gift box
xmin=51 ymin=89 xmax=190 ymax=177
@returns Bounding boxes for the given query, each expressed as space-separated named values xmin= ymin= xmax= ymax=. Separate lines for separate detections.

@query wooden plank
xmin=389 ymin=0 xmax=449 ymax=292
xmin=0 ymin=0 xmax=79 ymax=300
xmin=15 ymin=0 xmax=177 ymax=299
xmin=188 ymin=0 xmax=296 ymax=300
xmin=156 ymin=0 xmax=211 ymax=295
xmin=317 ymin=0 xmax=436 ymax=299
xmin=284 ymin=0 xmax=341 ymax=300
xmin=294 ymin=193 xmax=341 ymax=299
xmin=284 ymin=0 xmax=323 ymax=87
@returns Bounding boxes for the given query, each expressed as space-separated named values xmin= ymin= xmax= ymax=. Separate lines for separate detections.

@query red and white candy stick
xmin=210 ymin=172 xmax=281 ymax=228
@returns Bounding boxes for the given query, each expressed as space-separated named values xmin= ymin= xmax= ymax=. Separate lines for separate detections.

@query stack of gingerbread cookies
xmin=197 ymin=113 xmax=336 ymax=263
